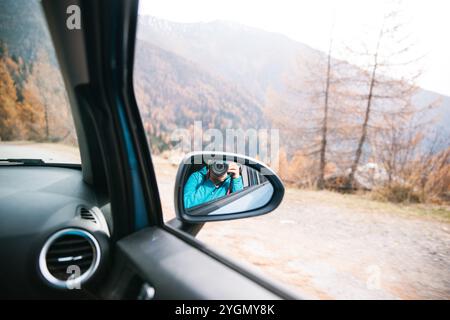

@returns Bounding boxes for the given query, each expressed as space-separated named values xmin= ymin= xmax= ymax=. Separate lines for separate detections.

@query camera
xmin=208 ymin=160 xmax=229 ymax=177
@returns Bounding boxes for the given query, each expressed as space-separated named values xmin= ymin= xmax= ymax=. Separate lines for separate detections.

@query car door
xmin=42 ymin=0 xmax=297 ymax=300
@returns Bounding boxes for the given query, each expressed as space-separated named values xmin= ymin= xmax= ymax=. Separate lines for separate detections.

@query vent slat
xmin=49 ymin=244 xmax=92 ymax=251
xmin=47 ymin=260 xmax=92 ymax=270
xmin=47 ymin=245 xmax=92 ymax=255
xmin=46 ymin=252 xmax=93 ymax=263
xmin=51 ymin=238 xmax=88 ymax=247
xmin=79 ymin=207 xmax=98 ymax=223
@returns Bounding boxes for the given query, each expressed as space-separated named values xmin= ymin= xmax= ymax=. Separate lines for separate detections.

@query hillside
xmin=137 ymin=15 xmax=320 ymax=102
xmin=134 ymin=40 xmax=264 ymax=151
xmin=0 ymin=0 xmax=54 ymax=62
xmin=0 ymin=0 xmax=74 ymax=144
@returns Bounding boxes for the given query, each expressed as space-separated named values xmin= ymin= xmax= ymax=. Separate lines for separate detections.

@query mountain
xmin=414 ymin=89 xmax=450 ymax=129
xmin=0 ymin=0 xmax=75 ymax=143
xmin=137 ymin=16 xmax=321 ymax=102
xmin=134 ymin=40 xmax=265 ymax=151
xmin=136 ymin=15 xmax=450 ymax=147
xmin=0 ymin=0 xmax=55 ymax=63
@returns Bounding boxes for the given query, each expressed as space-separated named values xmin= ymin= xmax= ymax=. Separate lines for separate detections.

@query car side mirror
xmin=174 ymin=151 xmax=285 ymax=223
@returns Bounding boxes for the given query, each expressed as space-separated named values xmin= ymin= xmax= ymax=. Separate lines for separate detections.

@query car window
xmin=0 ymin=0 xmax=80 ymax=164
xmin=134 ymin=0 xmax=450 ymax=299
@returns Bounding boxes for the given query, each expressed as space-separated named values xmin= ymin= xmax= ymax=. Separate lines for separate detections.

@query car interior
xmin=0 ymin=0 xmax=294 ymax=300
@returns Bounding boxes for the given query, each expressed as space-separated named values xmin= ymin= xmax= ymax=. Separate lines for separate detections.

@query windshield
xmin=0 ymin=0 xmax=80 ymax=164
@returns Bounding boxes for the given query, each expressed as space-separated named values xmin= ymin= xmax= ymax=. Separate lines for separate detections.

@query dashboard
xmin=0 ymin=166 xmax=111 ymax=298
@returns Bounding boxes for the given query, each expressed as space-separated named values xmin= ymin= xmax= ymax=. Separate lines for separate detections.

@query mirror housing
xmin=174 ymin=151 xmax=284 ymax=223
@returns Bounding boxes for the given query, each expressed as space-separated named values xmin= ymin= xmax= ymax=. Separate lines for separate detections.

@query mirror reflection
xmin=183 ymin=159 xmax=270 ymax=213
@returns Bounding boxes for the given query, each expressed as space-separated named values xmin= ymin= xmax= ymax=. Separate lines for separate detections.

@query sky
xmin=139 ymin=0 xmax=450 ymax=96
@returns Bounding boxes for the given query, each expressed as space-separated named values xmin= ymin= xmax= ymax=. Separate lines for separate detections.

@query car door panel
xmin=115 ymin=227 xmax=281 ymax=299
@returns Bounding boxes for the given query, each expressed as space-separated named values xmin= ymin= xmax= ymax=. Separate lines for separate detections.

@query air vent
xmin=79 ymin=207 xmax=97 ymax=223
xmin=39 ymin=229 xmax=101 ymax=289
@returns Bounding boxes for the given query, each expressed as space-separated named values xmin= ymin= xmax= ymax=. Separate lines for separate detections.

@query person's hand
xmin=227 ymin=162 xmax=240 ymax=179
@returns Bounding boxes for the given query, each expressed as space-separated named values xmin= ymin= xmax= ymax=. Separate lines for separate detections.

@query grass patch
xmin=402 ymin=205 xmax=450 ymax=222
xmin=286 ymin=187 xmax=450 ymax=223
xmin=372 ymin=185 xmax=421 ymax=203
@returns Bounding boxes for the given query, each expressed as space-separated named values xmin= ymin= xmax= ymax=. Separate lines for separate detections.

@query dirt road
xmin=0 ymin=141 xmax=81 ymax=163
xmin=198 ymin=189 xmax=450 ymax=299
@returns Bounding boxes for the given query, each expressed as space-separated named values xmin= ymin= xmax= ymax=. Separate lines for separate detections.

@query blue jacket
xmin=184 ymin=166 xmax=244 ymax=209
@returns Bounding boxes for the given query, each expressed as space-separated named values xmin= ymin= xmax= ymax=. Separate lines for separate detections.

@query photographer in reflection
xmin=184 ymin=161 xmax=244 ymax=209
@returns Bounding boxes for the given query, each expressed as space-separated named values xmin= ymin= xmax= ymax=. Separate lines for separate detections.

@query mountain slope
xmin=134 ymin=40 xmax=264 ymax=150
xmin=0 ymin=0 xmax=54 ymax=62
xmin=137 ymin=16 xmax=321 ymax=102
xmin=0 ymin=0 xmax=75 ymax=143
